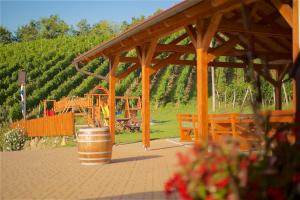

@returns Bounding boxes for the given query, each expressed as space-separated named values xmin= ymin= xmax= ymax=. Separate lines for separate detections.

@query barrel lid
xmin=79 ymin=127 xmax=109 ymax=132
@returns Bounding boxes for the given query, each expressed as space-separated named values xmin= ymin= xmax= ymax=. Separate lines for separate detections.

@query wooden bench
xmin=177 ymin=110 xmax=295 ymax=150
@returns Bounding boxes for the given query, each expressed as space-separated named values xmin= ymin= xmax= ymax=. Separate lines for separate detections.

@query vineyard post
xmin=18 ymin=70 xmax=26 ymax=120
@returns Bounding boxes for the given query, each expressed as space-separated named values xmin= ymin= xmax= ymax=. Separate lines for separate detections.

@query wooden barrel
xmin=77 ymin=127 xmax=112 ymax=165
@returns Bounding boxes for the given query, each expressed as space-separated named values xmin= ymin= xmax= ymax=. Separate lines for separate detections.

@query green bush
xmin=2 ymin=128 xmax=26 ymax=151
xmin=0 ymin=125 xmax=9 ymax=151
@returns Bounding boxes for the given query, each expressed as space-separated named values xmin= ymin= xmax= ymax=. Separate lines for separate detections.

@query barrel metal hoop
xmin=78 ymin=151 xmax=111 ymax=155
xmin=78 ymin=134 xmax=110 ymax=137
xmin=78 ymin=127 xmax=109 ymax=132
xmin=80 ymin=162 xmax=109 ymax=166
xmin=77 ymin=140 xmax=112 ymax=143
xmin=79 ymin=158 xmax=110 ymax=161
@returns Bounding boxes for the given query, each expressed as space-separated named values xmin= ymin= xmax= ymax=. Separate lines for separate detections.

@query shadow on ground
xmin=84 ymin=191 xmax=177 ymax=200
xmin=151 ymin=120 xmax=170 ymax=124
xmin=111 ymin=155 xmax=161 ymax=163
xmin=150 ymin=145 xmax=183 ymax=151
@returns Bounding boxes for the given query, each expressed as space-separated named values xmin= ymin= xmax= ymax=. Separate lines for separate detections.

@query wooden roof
xmin=73 ymin=0 xmax=293 ymax=82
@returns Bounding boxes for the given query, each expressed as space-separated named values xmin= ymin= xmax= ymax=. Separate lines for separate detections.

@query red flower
xmin=165 ymin=173 xmax=193 ymax=200
xmin=215 ymin=177 xmax=230 ymax=188
xmin=240 ymin=159 xmax=249 ymax=170
xmin=196 ymin=165 xmax=206 ymax=177
xmin=177 ymin=152 xmax=190 ymax=166
xmin=165 ymin=173 xmax=181 ymax=195
xmin=275 ymin=130 xmax=288 ymax=143
xmin=292 ymin=173 xmax=300 ymax=184
xmin=205 ymin=194 xmax=215 ymax=200
xmin=266 ymin=187 xmax=286 ymax=200
xmin=249 ymin=154 xmax=257 ymax=162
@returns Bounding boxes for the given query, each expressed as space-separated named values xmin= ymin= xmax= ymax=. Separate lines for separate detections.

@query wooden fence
xmin=11 ymin=112 xmax=75 ymax=137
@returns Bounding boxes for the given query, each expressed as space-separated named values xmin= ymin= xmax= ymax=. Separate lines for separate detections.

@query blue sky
xmin=1 ymin=0 xmax=180 ymax=32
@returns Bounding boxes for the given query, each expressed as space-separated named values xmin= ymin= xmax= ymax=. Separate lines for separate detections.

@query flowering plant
xmin=3 ymin=128 xmax=26 ymax=151
xmin=165 ymin=129 xmax=300 ymax=200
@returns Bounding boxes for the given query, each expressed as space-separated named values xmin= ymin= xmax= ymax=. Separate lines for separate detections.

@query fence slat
xmin=11 ymin=113 xmax=75 ymax=137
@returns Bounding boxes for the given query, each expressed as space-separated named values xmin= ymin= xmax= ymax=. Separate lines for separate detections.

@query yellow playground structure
xmin=44 ymin=86 xmax=141 ymax=131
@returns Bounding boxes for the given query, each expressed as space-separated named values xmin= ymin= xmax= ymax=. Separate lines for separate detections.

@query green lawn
xmin=75 ymin=99 xmax=293 ymax=145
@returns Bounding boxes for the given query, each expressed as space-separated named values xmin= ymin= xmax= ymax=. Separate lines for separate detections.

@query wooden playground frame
xmin=44 ymin=86 xmax=141 ymax=128
xmin=72 ymin=0 xmax=300 ymax=148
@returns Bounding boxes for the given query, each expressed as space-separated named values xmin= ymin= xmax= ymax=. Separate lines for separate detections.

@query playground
xmin=1 ymin=139 xmax=188 ymax=200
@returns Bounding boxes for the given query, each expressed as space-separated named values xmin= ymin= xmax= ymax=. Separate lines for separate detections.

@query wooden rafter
xmin=184 ymin=25 xmax=197 ymax=48
xmin=150 ymin=52 xmax=183 ymax=75
xmin=270 ymin=0 xmax=293 ymax=27
xmin=115 ymin=63 xmax=139 ymax=81
xmin=202 ymin=13 xmax=223 ymax=51
xmin=219 ymin=21 xmax=291 ymax=37
xmin=167 ymin=33 xmax=188 ymax=45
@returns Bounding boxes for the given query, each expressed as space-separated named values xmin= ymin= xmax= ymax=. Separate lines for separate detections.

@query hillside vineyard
xmin=0 ymin=33 xmax=293 ymax=121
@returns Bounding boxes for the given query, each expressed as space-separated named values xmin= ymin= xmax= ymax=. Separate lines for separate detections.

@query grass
xmin=114 ymin=98 xmax=293 ymax=144
xmin=55 ymin=98 xmax=295 ymax=146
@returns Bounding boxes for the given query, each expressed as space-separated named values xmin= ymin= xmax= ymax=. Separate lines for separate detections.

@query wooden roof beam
xmin=218 ymin=21 xmax=292 ymax=37
xmin=150 ymin=52 xmax=183 ymax=75
xmin=167 ymin=33 xmax=188 ymax=45
xmin=208 ymin=36 xmax=240 ymax=58
xmin=184 ymin=25 xmax=197 ymax=48
xmin=156 ymin=44 xmax=194 ymax=53
xmin=270 ymin=0 xmax=293 ymax=27
xmin=116 ymin=63 xmax=139 ymax=81
xmin=208 ymin=61 xmax=280 ymax=70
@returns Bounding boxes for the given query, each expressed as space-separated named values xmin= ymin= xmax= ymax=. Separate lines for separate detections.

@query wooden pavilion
xmin=73 ymin=0 xmax=300 ymax=148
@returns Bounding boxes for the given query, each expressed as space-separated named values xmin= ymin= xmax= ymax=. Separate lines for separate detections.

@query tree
xmin=39 ymin=15 xmax=69 ymax=39
xmin=90 ymin=20 xmax=116 ymax=37
xmin=120 ymin=16 xmax=145 ymax=31
xmin=0 ymin=26 xmax=13 ymax=44
xmin=16 ymin=20 xmax=40 ymax=41
xmin=76 ymin=19 xmax=90 ymax=35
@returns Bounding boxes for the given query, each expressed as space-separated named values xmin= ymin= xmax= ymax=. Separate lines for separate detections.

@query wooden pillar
xmin=186 ymin=13 xmax=222 ymax=144
xmin=275 ymin=71 xmax=282 ymax=110
xmin=109 ymin=56 xmax=119 ymax=144
xmin=137 ymin=40 xmax=157 ymax=148
xmin=141 ymin=61 xmax=150 ymax=148
xmin=196 ymin=48 xmax=209 ymax=142
xmin=293 ymin=0 xmax=300 ymax=144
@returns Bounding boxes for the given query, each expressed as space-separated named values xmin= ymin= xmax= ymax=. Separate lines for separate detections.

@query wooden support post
xmin=196 ymin=48 xmax=209 ymax=142
xmin=275 ymin=70 xmax=282 ymax=110
xmin=186 ymin=13 xmax=222 ymax=144
xmin=138 ymin=40 xmax=157 ymax=148
xmin=44 ymin=100 xmax=47 ymax=115
xmin=109 ymin=56 xmax=120 ymax=144
xmin=292 ymin=0 xmax=300 ymax=145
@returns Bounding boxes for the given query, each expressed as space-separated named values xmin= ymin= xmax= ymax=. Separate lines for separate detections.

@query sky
xmin=0 ymin=0 xmax=181 ymax=32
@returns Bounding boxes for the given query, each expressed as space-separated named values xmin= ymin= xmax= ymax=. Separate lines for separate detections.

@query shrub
xmin=3 ymin=128 xmax=26 ymax=151
xmin=0 ymin=125 xmax=9 ymax=151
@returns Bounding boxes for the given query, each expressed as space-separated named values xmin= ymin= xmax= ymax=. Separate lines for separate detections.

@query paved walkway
xmin=1 ymin=139 xmax=190 ymax=200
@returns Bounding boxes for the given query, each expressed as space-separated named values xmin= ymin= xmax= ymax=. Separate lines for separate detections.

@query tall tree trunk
xmin=211 ymin=67 xmax=216 ymax=112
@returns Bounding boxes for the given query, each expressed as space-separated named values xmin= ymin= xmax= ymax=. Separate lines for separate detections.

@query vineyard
xmin=0 ymin=31 xmax=294 ymax=121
